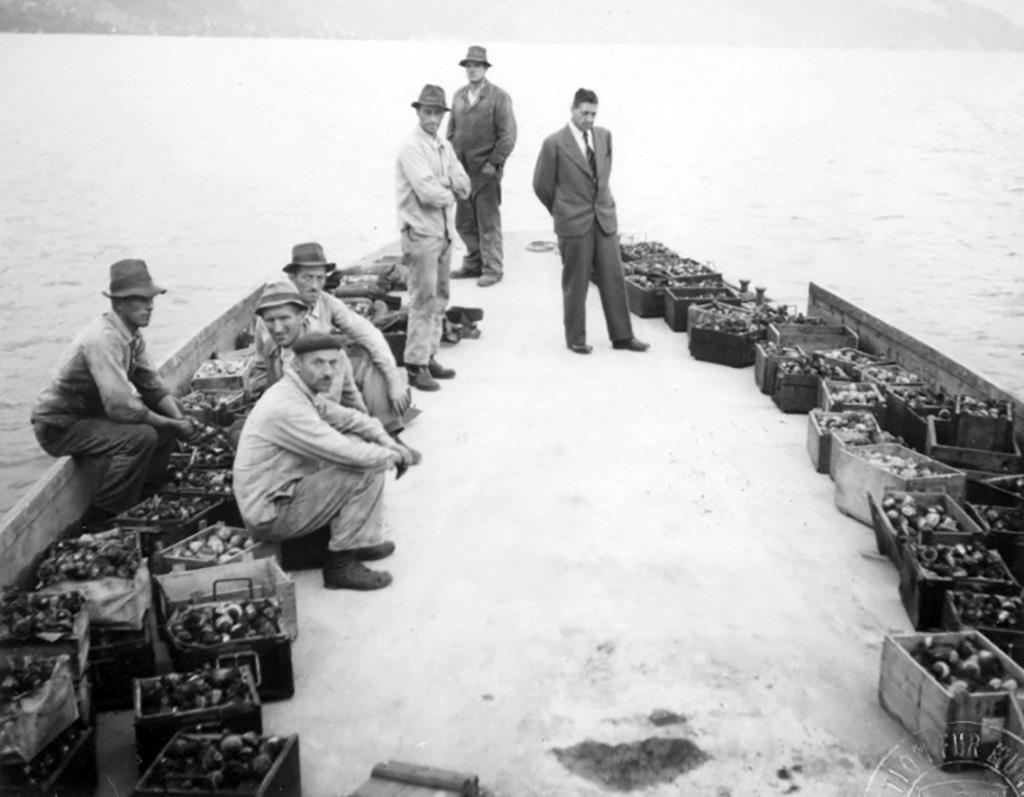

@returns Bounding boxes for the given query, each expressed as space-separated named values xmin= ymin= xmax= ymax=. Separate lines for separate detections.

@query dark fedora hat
xmin=283 ymin=242 xmax=336 ymax=273
xmin=292 ymin=332 xmax=344 ymax=355
xmin=411 ymin=84 xmax=450 ymax=111
xmin=459 ymin=45 xmax=491 ymax=67
xmin=102 ymin=259 xmax=166 ymax=299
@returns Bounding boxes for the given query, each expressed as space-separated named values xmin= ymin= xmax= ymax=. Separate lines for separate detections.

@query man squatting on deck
xmin=30 ymin=260 xmax=198 ymax=528
xmin=396 ymin=84 xmax=471 ymax=392
xmin=447 ymin=45 xmax=517 ymax=288
xmin=234 ymin=332 xmax=420 ymax=591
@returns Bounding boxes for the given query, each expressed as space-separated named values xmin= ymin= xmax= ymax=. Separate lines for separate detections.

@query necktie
xmin=583 ymin=129 xmax=597 ymax=180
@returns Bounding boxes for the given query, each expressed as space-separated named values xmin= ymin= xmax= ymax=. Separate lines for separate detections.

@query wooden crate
xmin=754 ymin=343 xmax=803 ymax=395
xmin=833 ymin=442 xmax=966 ymax=526
xmin=805 ymin=410 xmax=879 ymax=476
xmin=0 ymin=723 xmax=96 ymax=796
xmin=133 ymin=732 xmax=300 ymax=797
xmin=898 ymin=544 xmax=1017 ymax=630
xmin=856 ymin=363 xmax=926 ymax=388
xmin=116 ymin=498 xmax=227 ymax=558
xmin=954 ymin=397 xmax=1014 ymax=453
xmin=624 ymin=279 xmax=664 ymax=318
xmin=89 ymin=612 xmax=157 ymax=712
xmin=662 ymin=285 xmax=736 ymax=332
xmin=879 ymin=631 xmax=1024 ymax=764
xmin=686 ymin=300 xmax=754 ymax=333
xmin=133 ymin=666 xmax=262 ymax=770
xmin=819 ymin=380 xmax=886 ymax=426
xmin=34 ymin=531 xmax=152 ymax=630
xmin=814 ymin=347 xmax=890 ymax=378
xmin=926 ymin=416 xmax=1023 ymax=475
xmin=943 ymin=591 xmax=1024 ymax=668
xmin=0 ymin=600 xmax=90 ymax=680
xmin=0 ymin=656 xmax=79 ymax=764
xmin=868 ymin=491 xmax=983 ymax=567
xmin=164 ymin=598 xmax=297 ymax=702
xmin=154 ymin=558 xmax=297 ymax=644
xmin=688 ymin=327 xmax=758 ymax=368
xmin=967 ymin=505 xmax=1024 ymax=585
xmin=190 ymin=348 xmax=258 ymax=394
xmin=162 ymin=525 xmax=276 ymax=572
xmin=772 ymin=372 xmax=820 ymax=414
xmin=766 ymin=322 xmax=858 ymax=351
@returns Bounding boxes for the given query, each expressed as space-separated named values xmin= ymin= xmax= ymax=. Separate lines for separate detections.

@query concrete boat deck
xmin=97 ymin=231 xmax=917 ymax=796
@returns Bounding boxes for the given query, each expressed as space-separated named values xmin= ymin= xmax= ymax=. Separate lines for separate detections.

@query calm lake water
xmin=0 ymin=35 xmax=1022 ymax=514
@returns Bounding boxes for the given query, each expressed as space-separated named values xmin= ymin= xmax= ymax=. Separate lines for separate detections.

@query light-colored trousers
xmin=348 ymin=346 xmax=408 ymax=433
xmin=258 ymin=464 xmax=386 ymax=553
xmin=401 ymin=229 xmax=451 ymax=367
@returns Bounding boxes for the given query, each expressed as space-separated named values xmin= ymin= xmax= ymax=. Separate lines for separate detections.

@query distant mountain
xmin=2 ymin=0 xmax=1023 ymax=49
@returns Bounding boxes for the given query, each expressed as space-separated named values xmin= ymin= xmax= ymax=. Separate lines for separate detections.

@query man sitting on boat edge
xmin=30 ymin=259 xmax=198 ymax=529
xmin=281 ymin=242 xmax=414 ymax=436
xmin=233 ymin=332 xmax=420 ymax=591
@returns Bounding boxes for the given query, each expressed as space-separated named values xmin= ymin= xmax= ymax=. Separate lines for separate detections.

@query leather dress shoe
xmin=612 ymin=337 xmax=650 ymax=352
xmin=407 ymin=366 xmax=440 ymax=391
xmin=567 ymin=343 xmax=593 ymax=355
xmin=476 ymin=273 xmax=502 ymax=287
xmin=428 ymin=357 xmax=455 ymax=379
xmin=451 ymin=266 xmax=482 ymax=279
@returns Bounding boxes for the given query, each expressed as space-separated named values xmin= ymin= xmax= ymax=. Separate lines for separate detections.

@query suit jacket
xmin=533 ymin=124 xmax=617 ymax=239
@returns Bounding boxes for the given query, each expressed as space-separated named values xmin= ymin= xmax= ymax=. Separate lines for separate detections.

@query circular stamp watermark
xmin=866 ymin=721 xmax=1024 ymax=796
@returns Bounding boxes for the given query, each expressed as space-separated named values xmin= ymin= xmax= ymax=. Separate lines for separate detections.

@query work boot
xmin=476 ymin=273 xmax=502 ymax=287
xmin=451 ymin=265 xmax=482 ymax=279
xmin=322 ymin=550 xmax=393 ymax=590
xmin=407 ymin=365 xmax=440 ymax=392
xmin=427 ymin=357 xmax=455 ymax=379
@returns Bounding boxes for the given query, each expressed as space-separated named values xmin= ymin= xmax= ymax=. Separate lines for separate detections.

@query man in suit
xmin=533 ymin=88 xmax=649 ymax=355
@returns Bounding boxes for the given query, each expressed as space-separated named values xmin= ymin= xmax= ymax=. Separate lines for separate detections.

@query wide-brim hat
xmin=256 ymin=280 xmax=308 ymax=315
xmin=459 ymin=45 xmax=491 ymax=67
xmin=102 ymin=259 xmax=166 ymax=299
xmin=411 ymin=84 xmax=450 ymax=111
xmin=292 ymin=332 xmax=344 ymax=355
xmin=283 ymin=242 xmax=336 ymax=273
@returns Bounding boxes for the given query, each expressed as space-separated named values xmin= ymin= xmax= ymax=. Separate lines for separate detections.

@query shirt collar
xmin=414 ymin=125 xmax=442 ymax=146
xmin=103 ymin=310 xmax=139 ymax=344
xmin=567 ymin=121 xmax=590 ymax=152
xmin=284 ymin=368 xmax=318 ymax=402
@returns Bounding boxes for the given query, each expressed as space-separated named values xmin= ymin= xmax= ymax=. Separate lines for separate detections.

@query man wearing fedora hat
xmin=251 ymin=278 xmax=367 ymax=411
xmin=447 ymin=45 xmax=517 ymax=288
xmin=281 ymin=242 xmax=413 ymax=432
xmin=31 ymin=259 xmax=198 ymax=525
xmin=396 ymin=84 xmax=470 ymax=392
xmin=234 ymin=332 xmax=420 ymax=591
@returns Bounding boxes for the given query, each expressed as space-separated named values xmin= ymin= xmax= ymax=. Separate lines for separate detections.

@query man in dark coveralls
xmin=533 ymin=88 xmax=649 ymax=354
xmin=30 ymin=259 xmax=197 ymax=526
xmin=447 ymin=45 xmax=517 ymax=288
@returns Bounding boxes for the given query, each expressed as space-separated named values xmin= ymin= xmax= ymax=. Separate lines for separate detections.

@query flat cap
xmin=292 ymin=332 xmax=344 ymax=355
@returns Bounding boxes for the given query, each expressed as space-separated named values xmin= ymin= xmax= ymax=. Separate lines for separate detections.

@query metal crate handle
xmin=217 ymin=651 xmax=261 ymax=686
xmin=212 ymin=577 xmax=255 ymax=601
